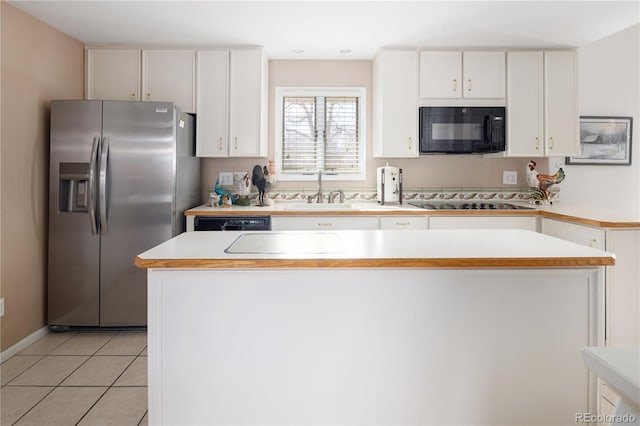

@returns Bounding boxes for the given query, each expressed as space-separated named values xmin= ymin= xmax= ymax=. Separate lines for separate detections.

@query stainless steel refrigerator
xmin=48 ymin=100 xmax=200 ymax=329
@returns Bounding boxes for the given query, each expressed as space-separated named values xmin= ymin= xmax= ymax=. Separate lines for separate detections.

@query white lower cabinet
xmin=541 ymin=217 xmax=605 ymax=249
xmin=271 ymin=216 xmax=379 ymax=231
xmin=379 ymin=216 xmax=428 ymax=230
xmin=428 ymin=216 xmax=537 ymax=231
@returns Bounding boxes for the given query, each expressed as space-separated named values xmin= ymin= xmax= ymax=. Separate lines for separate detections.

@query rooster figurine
xmin=526 ymin=160 xmax=565 ymax=204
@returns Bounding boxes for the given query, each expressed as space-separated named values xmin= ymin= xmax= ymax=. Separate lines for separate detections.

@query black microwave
xmin=419 ymin=107 xmax=506 ymax=154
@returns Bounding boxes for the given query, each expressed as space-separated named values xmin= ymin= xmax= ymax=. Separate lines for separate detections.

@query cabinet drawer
xmin=379 ymin=216 xmax=428 ymax=230
xmin=271 ymin=216 xmax=379 ymax=231
xmin=428 ymin=216 xmax=537 ymax=230
xmin=541 ymin=218 xmax=605 ymax=249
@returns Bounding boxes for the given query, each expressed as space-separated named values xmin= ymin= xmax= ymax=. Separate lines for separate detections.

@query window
xmin=275 ymin=87 xmax=366 ymax=181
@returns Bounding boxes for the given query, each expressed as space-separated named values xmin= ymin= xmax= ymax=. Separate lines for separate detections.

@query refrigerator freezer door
xmin=48 ymin=100 xmax=102 ymax=326
xmin=99 ymin=101 xmax=176 ymax=326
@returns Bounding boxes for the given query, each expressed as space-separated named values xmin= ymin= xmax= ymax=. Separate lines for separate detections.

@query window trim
xmin=274 ymin=87 xmax=367 ymax=182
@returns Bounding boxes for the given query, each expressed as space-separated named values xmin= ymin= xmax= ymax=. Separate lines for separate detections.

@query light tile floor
xmin=1 ymin=331 xmax=148 ymax=426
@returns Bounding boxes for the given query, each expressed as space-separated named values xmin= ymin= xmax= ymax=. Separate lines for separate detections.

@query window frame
xmin=274 ymin=87 xmax=367 ymax=182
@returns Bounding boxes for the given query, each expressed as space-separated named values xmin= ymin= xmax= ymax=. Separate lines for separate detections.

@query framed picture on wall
xmin=566 ymin=116 xmax=633 ymax=165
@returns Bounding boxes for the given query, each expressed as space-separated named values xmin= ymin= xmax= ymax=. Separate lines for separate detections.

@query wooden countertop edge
xmin=135 ymin=256 xmax=614 ymax=269
xmin=185 ymin=208 xmax=640 ymax=228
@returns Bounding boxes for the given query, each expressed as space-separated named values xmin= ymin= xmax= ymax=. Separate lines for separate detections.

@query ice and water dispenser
xmin=58 ymin=162 xmax=89 ymax=213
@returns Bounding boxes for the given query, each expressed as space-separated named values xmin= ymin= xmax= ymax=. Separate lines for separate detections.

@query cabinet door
xmin=419 ymin=51 xmax=461 ymax=99
xmin=379 ymin=216 xmax=428 ymax=230
xmin=196 ymin=50 xmax=229 ymax=157
xmin=373 ymin=50 xmax=418 ymax=158
xmin=540 ymin=218 xmax=604 ymax=249
xmin=462 ymin=52 xmax=505 ymax=99
xmin=506 ymin=52 xmax=544 ymax=156
xmin=229 ymin=49 xmax=266 ymax=157
xmin=86 ymin=49 xmax=140 ymax=101
xmin=429 ymin=216 xmax=537 ymax=231
xmin=142 ymin=50 xmax=195 ymax=113
xmin=271 ymin=216 xmax=379 ymax=231
xmin=544 ymin=51 xmax=579 ymax=156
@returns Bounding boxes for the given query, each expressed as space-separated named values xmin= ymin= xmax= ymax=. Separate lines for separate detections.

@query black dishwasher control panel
xmin=194 ymin=216 xmax=271 ymax=231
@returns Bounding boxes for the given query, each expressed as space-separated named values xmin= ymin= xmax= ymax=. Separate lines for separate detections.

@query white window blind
xmin=276 ymin=87 xmax=366 ymax=181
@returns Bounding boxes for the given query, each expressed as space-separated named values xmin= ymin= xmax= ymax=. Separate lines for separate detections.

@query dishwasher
xmin=193 ymin=216 xmax=271 ymax=231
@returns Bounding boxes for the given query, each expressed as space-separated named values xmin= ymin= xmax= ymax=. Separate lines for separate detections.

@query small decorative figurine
xmin=526 ymin=160 xmax=566 ymax=204
xmin=251 ymin=164 xmax=273 ymax=206
xmin=220 ymin=193 xmax=232 ymax=208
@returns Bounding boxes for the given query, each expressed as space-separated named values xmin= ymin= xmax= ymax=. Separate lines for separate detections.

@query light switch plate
xmin=0 ymin=298 xmax=4 ymax=317
xmin=219 ymin=172 xmax=233 ymax=186
xmin=503 ymin=171 xmax=518 ymax=185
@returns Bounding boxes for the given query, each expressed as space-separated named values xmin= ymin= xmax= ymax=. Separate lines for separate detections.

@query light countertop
xmin=581 ymin=346 xmax=640 ymax=411
xmin=185 ymin=202 xmax=640 ymax=228
xmin=135 ymin=229 xmax=615 ymax=269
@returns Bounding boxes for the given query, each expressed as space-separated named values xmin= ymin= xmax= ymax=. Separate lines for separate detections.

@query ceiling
xmin=9 ymin=1 xmax=640 ymax=59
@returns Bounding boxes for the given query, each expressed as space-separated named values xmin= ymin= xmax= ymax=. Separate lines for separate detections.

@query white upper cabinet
xmin=506 ymin=51 xmax=545 ymax=156
xmin=544 ymin=51 xmax=579 ymax=156
xmin=196 ymin=48 xmax=267 ymax=158
xmin=419 ymin=51 xmax=462 ymax=99
xmin=229 ymin=49 xmax=267 ymax=157
xmin=505 ymin=50 xmax=579 ymax=157
xmin=419 ymin=51 xmax=505 ymax=99
xmin=373 ymin=50 xmax=418 ymax=158
xmin=196 ymin=50 xmax=229 ymax=157
xmin=86 ymin=49 xmax=141 ymax=101
xmin=462 ymin=52 xmax=505 ymax=99
xmin=142 ymin=50 xmax=195 ymax=113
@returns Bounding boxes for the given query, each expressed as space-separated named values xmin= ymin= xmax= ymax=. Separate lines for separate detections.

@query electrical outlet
xmin=503 ymin=171 xmax=518 ymax=185
xmin=0 ymin=298 xmax=4 ymax=317
xmin=219 ymin=172 xmax=233 ymax=186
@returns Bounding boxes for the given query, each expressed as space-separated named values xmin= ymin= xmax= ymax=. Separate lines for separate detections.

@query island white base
xmin=147 ymin=268 xmax=603 ymax=425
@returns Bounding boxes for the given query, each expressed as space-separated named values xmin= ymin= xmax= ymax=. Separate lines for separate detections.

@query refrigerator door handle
xmin=88 ymin=136 xmax=100 ymax=235
xmin=99 ymin=136 xmax=110 ymax=236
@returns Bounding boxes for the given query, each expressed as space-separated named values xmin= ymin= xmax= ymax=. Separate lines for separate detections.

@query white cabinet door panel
xmin=86 ymin=49 xmax=140 ymax=101
xmin=506 ymin=51 xmax=544 ymax=156
xmin=462 ymin=52 xmax=505 ymax=99
xmin=271 ymin=216 xmax=379 ymax=231
xmin=196 ymin=50 xmax=229 ymax=157
xmin=540 ymin=218 xmax=604 ymax=249
xmin=544 ymin=51 xmax=579 ymax=156
xmin=143 ymin=50 xmax=195 ymax=113
xmin=419 ymin=51 xmax=461 ymax=99
xmin=429 ymin=216 xmax=537 ymax=231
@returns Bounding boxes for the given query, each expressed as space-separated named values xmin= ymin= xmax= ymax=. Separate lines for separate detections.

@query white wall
xmin=552 ymin=24 xmax=639 ymax=216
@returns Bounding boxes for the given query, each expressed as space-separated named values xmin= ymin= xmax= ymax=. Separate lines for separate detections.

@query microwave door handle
xmin=88 ymin=136 xmax=100 ymax=235
xmin=485 ymin=116 xmax=492 ymax=142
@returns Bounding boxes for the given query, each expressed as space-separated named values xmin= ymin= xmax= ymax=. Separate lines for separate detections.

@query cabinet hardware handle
xmin=468 ymin=79 xmax=472 ymax=91
xmin=408 ymin=137 xmax=412 ymax=149
xmin=396 ymin=222 xmax=410 ymax=226
xmin=146 ymin=93 xmax=150 ymax=100
xmin=589 ymin=239 xmax=597 ymax=248
xmin=234 ymin=137 xmax=238 ymax=149
xmin=535 ymin=137 xmax=539 ymax=150
xmin=317 ymin=222 xmax=332 ymax=227
xmin=131 ymin=92 xmax=136 ymax=99
xmin=218 ymin=137 xmax=223 ymax=150
xmin=453 ymin=79 xmax=458 ymax=92
xmin=549 ymin=137 xmax=554 ymax=149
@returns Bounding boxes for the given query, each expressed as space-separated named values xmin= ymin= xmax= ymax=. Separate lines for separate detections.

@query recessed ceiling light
xmin=340 ymin=49 xmax=352 ymax=54
xmin=291 ymin=49 xmax=304 ymax=54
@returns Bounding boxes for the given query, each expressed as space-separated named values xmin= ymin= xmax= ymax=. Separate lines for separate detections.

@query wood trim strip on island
xmin=135 ymin=256 xmax=614 ymax=269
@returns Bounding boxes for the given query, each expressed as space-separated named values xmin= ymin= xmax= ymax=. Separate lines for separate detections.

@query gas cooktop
xmin=407 ymin=201 xmax=535 ymax=210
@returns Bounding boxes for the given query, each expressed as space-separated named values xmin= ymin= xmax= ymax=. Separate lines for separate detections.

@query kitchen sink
xmin=283 ymin=203 xmax=359 ymax=211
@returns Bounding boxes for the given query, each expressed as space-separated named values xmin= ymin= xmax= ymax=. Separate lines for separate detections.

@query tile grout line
xmin=10 ymin=386 xmax=57 ymax=426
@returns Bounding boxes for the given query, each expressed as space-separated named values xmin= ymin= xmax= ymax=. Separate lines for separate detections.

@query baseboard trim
xmin=0 ymin=326 xmax=49 ymax=363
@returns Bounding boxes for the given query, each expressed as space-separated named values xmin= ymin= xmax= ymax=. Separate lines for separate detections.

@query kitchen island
xmin=136 ymin=229 xmax=614 ymax=426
